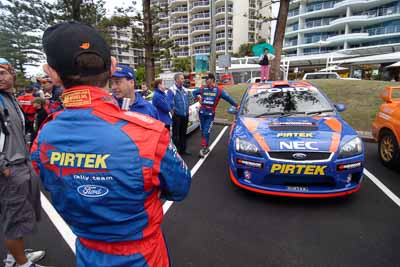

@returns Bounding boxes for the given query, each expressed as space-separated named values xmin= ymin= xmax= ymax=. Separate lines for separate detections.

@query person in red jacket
xmin=17 ymin=85 xmax=36 ymax=134
xmin=32 ymin=21 xmax=191 ymax=267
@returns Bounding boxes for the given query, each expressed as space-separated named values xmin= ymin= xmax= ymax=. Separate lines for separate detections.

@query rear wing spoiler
xmin=381 ymin=86 xmax=400 ymax=103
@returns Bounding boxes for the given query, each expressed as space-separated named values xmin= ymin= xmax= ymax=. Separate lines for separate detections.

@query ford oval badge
xmin=292 ymin=153 xmax=307 ymax=160
xmin=77 ymin=185 xmax=109 ymax=198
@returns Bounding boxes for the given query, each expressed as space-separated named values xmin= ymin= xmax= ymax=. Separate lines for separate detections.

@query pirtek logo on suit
xmin=50 ymin=152 xmax=110 ymax=168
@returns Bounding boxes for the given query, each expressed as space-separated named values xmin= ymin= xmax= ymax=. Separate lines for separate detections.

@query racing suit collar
xmin=61 ymin=85 xmax=120 ymax=110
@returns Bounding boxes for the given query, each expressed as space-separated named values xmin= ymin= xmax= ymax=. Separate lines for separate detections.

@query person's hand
xmin=1 ymin=168 xmax=10 ymax=177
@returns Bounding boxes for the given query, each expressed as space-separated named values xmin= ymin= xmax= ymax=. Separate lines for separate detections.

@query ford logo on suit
xmin=77 ymin=185 xmax=109 ymax=198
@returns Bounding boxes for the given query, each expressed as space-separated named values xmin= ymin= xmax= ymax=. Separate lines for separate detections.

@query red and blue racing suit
xmin=193 ymin=85 xmax=237 ymax=147
xmin=31 ymin=86 xmax=191 ymax=267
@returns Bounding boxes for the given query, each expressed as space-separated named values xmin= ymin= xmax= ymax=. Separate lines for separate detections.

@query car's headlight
xmin=339 ymin=137 xmax=363 ymax=158
xmin=235 ymin=138 xmax=261 ymax=156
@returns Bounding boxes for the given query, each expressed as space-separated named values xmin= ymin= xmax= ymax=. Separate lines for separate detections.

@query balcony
xmin=159 ymin=23 xmax=169 ymax=31
xmin=216 ymin=7 xmax=233 ymax=17
xmin=191 ymin=12 xmax=210 ymax=23
xmin=193 ymin=48 xmax=211 ymax=54
xmin=175 ymin=40 xmax=189 ymax=46
xmin=306 ymin=1 xmax=337 ymax=13
xmin=288 ymin=9 xmax=299 ymax=17
xmin=191 ymin=1 xmax=209 ymax=11
xmin=171 ymin=18 xmax=188 ymax=28
xmin=366 ymin=25 xmax=400 ymax=36
xmin=216 ymin=19 xmax=233 ymax=29
xmin=192 ymin=36 xmax=210 ymax=44
xmin=169 ymin=0 xmax=187 ymax=7
xmin=326 ymin=33 xmax=369 ymax=44
xmin=216 ymin=32 xmax=232 ymax=40
xmin=174 ymin=51 xmax=190 ymax=57
xmin=191 ymin=24 xmax=210 ymax=34
xmin=216 ymin=45 xmax=232 ymax=52
xmin=171 ymin=29 xmax=189 ymax=36
xmin=171 ymin=6 xmax=188 ymax=16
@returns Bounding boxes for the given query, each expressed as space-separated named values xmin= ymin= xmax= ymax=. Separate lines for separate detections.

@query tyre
xmin=378 ymin=130 xmax=400 ymax=169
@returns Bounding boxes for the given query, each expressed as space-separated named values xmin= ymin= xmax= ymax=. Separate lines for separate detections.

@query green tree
xmin=54 ymin=0 xmax=106 ymax=26
xmin=112 ymin=1 xmax=175 ymax=87
xmin=0 ymin=0 xmax=55 ymax=74
xmin=172 ymin=57 xmax=191 ymax=73
xmin=237 ymin=43 xmax=254 ymax=57
xmin=270 ymin=0 xmax=290 ymax=81
xmin=135 ymin=65 xmax=145 ymax=85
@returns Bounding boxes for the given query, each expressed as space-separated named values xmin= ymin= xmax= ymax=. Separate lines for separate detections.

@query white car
xmin=303 ymin=72 xmax=361 ymax=80
xmin=185 ymin=89 xmax=200 ymax=134
xmin=246 ymin=77 xmax=262 ymax=83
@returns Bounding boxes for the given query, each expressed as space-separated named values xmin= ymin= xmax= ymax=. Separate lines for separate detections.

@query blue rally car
xmin=228 ymin=81 xmax=365 ymax=198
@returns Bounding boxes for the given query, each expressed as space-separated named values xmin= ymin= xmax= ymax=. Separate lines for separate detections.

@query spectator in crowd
xmin=33 ymin=21 xmax=191 ymax=266
xmin=259 ymin=48 xmax=274 ymax=82
xmin=0 ymin=58 xmax=47 ymax=267
xmin=39 ymin=77 xmax=63 ymax=113
xmin=140 ymin=83 xmax=153 ymax=100
xmin=111 ymin=64 xmax=159 ymax=119
xmin=31 ymin=97 xmax=48 ymax=144
xmin=32 ymin=83 xmax=44 ymax=98
xmin=193 ymin=73 xmax=238 ymax=157
xmin=152 ymin=79 xmax=174 ymax=131
xmin=17 ymin=85 xmax=36 ymax=135
xmin=170 ymin=73 xmax=191 ymax=155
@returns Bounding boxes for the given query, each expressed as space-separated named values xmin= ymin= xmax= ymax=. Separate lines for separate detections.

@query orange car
xmin=372 ymin=86 xmax=400 ymax=168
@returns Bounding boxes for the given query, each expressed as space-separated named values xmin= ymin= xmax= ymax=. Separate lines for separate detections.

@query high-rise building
xmin=153 ymin=0 xmax=272 ymax=70
xmin=284 ymin=0 xmax=400 ymax=57
xmin=108 ymin=21 xmax=145 ymax=70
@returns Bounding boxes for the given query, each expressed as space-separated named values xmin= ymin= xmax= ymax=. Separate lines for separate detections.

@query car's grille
xmin=264 ymin=175 xmax=336 ymax=187
xmin=268 ymin=151 xmax=332 ymax=161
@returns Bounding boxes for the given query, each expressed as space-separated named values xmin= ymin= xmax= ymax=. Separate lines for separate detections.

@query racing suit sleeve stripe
xmin=157 ymin=129 xmax=191 ymax=201
xmin=221 ymin=90 xmax=238 ymax=107
xmin=30 ymin=133 xmax=40 ymax=175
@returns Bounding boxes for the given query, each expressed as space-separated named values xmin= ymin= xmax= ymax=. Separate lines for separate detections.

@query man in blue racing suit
xmin=193 ymin=73 xmax=238 ymax=157
xmin=32 ymin=21 xmax=191 ymax=267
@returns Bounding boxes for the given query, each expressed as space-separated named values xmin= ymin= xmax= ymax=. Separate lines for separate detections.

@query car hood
xmin=235 ymin=115 xmax=357 ymax=153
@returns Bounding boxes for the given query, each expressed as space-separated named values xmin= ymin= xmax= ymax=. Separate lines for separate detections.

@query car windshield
xmin=241 ymin=86 xmax=334 ymax=117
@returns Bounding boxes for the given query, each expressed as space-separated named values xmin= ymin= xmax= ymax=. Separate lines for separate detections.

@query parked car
xmin=186 ymin=88 xmax=200 ymax=134
xmin=372 ymin=86 xmax=400 ymax=169
xmin=246 ymin=77 xmax=262 ymax=83
xmin=303 ymin=72 xmax=361 ymax=80
xmin=227 ymin=81 xmax=365 ymax=197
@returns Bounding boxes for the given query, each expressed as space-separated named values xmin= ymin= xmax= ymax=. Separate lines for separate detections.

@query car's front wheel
xmin=378 ymin=130 xmax=400 ymax=169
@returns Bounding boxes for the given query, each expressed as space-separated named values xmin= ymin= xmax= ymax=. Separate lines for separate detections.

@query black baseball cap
xmin=205 ymin=73 xmax=216 ymax=80
xmin=42 ymin=21 xmax=111 ymax=77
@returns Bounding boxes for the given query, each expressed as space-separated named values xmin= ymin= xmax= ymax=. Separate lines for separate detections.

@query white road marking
xmin=163 ymin=126 xmax=229 ymax=214
xmin=364 ymin=168 xmax=400 ymax=208
xmin=40 ymin=192 xmax=76 ymax=253
xmin=40 ymin=126 xmax=229 ymax=254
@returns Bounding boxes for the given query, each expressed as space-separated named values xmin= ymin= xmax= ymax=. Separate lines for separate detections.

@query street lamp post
xmin=210 ymin=0 xmax=216 ymax=74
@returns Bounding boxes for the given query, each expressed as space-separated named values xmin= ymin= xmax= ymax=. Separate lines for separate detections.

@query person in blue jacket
xmin=193 ymin=73 xmax=238 ymax=157
xmin=33 ymin=21 xmax=191 ymax=267
xmin=152 ymin=79 xmax=174 ymax=131
xmin=112 ymin=64 xmax=159 ymax=119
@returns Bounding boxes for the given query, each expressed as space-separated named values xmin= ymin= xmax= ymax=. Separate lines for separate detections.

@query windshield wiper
xmin=306 ymin=109 xmax=335 ymax=116
xmin=255 ymin=111 xmax=305 ymax=118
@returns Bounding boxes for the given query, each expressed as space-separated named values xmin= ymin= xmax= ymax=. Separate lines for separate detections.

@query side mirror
xmin=228 ymin=106 xmax=238 ymax=115
xmin=335 ymin=103 xmax=346 ymax=112
xmin=381 ymin=87 xmax=393 ymax=103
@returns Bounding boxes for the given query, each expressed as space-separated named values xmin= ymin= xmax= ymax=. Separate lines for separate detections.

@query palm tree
xmin=270 ymin=0 xmax=290 ymax=81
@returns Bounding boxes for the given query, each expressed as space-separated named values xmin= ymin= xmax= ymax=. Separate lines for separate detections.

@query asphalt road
xmin=1 ymin=126 xmax=399 ymax=267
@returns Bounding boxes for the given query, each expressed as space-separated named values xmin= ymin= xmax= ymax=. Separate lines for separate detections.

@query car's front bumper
xmin=229 ymin=152 xmax=364 ymax=198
